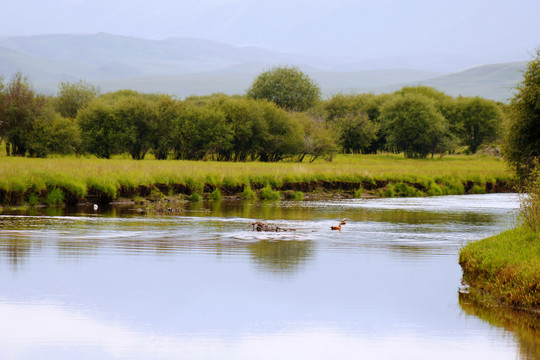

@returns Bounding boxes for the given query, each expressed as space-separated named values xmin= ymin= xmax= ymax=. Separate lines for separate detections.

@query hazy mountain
xmin=1 ymin=0 xmax=538 ymax=71
xmin=0 ymin=33 xmax=527 ymax=102
xmin=0 ymin=33 xmax=338 ymax=78
xmin=392 ymin=62 xmax=526 ymax=102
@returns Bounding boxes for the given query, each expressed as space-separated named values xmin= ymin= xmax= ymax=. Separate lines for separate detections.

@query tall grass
xmin=520 ymin=169 xmax=540 ymax=233
xmin=459 ymin=227 xmax=540 ymax=308
xmin=0 ymin=153 xmax=512 ymax=205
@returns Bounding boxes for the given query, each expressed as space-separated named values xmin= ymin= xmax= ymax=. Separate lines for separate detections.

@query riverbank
xmin=459 ymin=227 xmax=540 ymax=311
xmin=0 ymin=154 xmax=513 ymax=206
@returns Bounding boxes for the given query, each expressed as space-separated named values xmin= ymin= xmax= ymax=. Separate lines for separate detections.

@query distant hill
xmin=0 ymin=33 xmax=527 ymax=101
xmin=381 ymin=61 xmax=526 ymax=102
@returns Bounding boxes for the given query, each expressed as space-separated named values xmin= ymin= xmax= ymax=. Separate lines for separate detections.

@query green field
xmin=0 ymin=153 xmax=513 ymax=206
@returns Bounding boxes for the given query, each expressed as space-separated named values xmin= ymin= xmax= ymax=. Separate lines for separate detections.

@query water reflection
xmin=459 ymin=294 xmax=540 ymax=360
xmin=247 ymin=240 xmax=315 ymax=274
xmin=0 ymin=194 xmax=530 ymax=360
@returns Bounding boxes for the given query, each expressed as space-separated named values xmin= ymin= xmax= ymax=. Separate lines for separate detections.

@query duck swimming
xmin=331 ymin=218 xmax=348 ymax=230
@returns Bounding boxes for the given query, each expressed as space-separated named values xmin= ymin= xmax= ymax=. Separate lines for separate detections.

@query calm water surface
xmin=0 ymin=193 xmax=537 ymax=360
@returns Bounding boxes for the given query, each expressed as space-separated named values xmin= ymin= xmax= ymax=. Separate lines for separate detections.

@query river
xmin=0 ymin=193 xmax=538 ymax=360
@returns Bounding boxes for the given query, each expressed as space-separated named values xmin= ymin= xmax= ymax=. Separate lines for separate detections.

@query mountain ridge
xmin=0 ymin=33 xmax=527 ymax=102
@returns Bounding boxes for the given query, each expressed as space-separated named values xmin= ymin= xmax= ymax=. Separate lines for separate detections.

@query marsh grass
xmin=520 ymin=170 xmax=540 ymax=233
xmin=210 ymin=188 xmax=222 ymax=201
xmin=45 ymin=188 xmax=64 ymax=205
xmin=0 ymin=153 xmax=512 ymax=205
xmin=459 ymin=227 xmax=540 ymax=308
xmin=188 ymin=193 xmax=202 ymax=202
xmin=260 ymin=185 xmax=280 ymax=200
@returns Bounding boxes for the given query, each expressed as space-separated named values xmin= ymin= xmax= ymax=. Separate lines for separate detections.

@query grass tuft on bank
xmin=459 ymin=227 xmax=540 ymax=309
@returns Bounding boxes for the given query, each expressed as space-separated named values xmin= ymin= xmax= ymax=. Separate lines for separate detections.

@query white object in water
xmin=458 ymin=284 xmax=470 ymax=294
xmin=93 ymin=204 xmax=98 ymax=211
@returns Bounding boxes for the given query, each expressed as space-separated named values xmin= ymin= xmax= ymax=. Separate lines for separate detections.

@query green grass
xmin=459 ymin=227 xmax=540 ymax=309
xmin=0 ymin=153 xmax=512 ymax=205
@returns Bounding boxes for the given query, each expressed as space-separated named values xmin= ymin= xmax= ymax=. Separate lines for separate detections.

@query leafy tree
xmin=380 ymin=94 xmax=447 ymax=158
xmin=454 ymin=97 xmax=504 ymax=154
xmin=0 ymin=77 xmax=5 ymax=148
xmin=27 ymin=104 xmax=81 ymax=157
xmin=257 ymin=101 xmax=304 ymax=162
xmin=152 ymin=95 xmax=183 ymax=160
xmin=294 ymin=112 xmax=340 ymax=162
xmin=505 ymin=49 xmax=540 ymax=180
xmin=54 ymin=80 xmax=99 ymax=118
xmin=211 ymin=97 xmax=268 ymax=161
xmin=335 ymin=112 xmax=379 ymax=154
xmin=173 ymin=105 xmax=232 ymax=160
xmin=113 ymin=94 xmax=158 ymax=160
xmin=246 ymin=66 xmax=321 ymax=111
xmin=395 ymin=86 xmax=450 ymax=102
xmin=323 ymin=93 xmax=391 ymax=153
xmin=1 ymin=73 xmax=45 ymax=156
xmin=78 ymin=99 xmax=122 ymax=159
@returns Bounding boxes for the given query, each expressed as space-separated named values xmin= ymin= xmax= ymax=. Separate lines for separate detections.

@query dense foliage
xmin=246 ymin=66 xmax=321 ymax=112
xmin=504 ymin=49 xmax=540 ymax=180
xmin=0 ymin=70 xmax=507 ymax=161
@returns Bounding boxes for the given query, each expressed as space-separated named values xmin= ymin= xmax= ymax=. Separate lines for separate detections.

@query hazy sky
xmin=1 ymin=0 xmax=539 ymax=63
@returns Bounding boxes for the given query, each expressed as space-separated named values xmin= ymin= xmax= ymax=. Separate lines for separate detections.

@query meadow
xmin=0 ymin=152 xmax=513 ymax=206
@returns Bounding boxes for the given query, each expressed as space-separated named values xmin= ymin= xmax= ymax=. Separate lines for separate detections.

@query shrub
xmin=188 ymin=192 xmax=202 ymax=202
xmin=520 ymin=168 xmax=540 ymax=233
xmin=210 ymin=188 xmax=222 ymax=201
xmin=354 ymin=185 xmax=364 ymax=198
xmin=242 ymin=184 xmax=257 ymax=200
xmin=27 ymin=192 xmax=39 ymax=207
xmin=426 ymin=182 xmax=443 ymax=196
xmin=260 ymin=185 xmax=280 ymax=200
xmin=45 ymin=188 xmax=64 ymax=205
xmin=470 ymin=184 xmax=487 ymax=194
xmin=284 ymin=190 xmax=304 ymax=200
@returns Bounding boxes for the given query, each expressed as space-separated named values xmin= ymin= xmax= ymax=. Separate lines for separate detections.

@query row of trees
xmin=0 ymin=67 xmax=507 ymax=161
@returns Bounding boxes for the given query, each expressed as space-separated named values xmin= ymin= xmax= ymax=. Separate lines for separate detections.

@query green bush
xmin=188 ymin=192 xmax=202 ymax=202
xmin=210 ymin=188 xmax=222 ymax=201
xmin=242 ymin=184 xmax=257 ymax=200
xmin=260 ymin=185 xmax=280 ymax=200
xmin=470 ymin=184 xmax=486 ymax=194
xmin=427 ymin=182 xmax=443 ymax=196
xmin=520 ymin=169 xmax=540 ymax=233
xmin=27 ymin=192 xmax=39 ymax=207
xmin=354 ymin=186 xmax=364 ymax=198
xmin=45 ymin=188 xmax=64 ymax=205
xmin=284 ymin=190 xmax=304 ymax=200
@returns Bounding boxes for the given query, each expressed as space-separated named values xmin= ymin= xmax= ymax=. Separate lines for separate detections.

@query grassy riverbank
xmin=0 ymin=153 xmax=513 ymax=206
xmin=459 ymin=227 xmax=540 ymax=310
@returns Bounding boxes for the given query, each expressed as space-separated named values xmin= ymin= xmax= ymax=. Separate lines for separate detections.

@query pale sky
xmin=1 ymin=0 xmax=539 ymax=63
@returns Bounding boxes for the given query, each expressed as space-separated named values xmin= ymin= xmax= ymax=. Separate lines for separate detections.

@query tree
xmin=54 ymin=80 xmax=99 ymax=118
xmin=172 ymin=105 xmax=232 ymax=160
xmin=78 ymin=99 xmax=122 ymax=159
xmin=1 ymin=73 xmax=45 ymax=156
xmin=294 ymin=112 xmax=340 ymax=162
xmin=113 ymin=94 xmax=158 ymax=160
xmin=504 ymin=49 xmax=540 ymax=180
xmin=454 ymin=97 xmax=503 ymax=154
xmin=380 ymin=94 xmax=447 ymax=158
xmin=335 ymin=112 xmax=379 ymax=154
xmin=27 ymin=104 xmax=81 ymax=157
xmin=246 ymin=66 xmax=321 ymax=111
xmin=257 ymin=101 xmax=304 ymax=162
xmin=211 ymin=97 xmax=268 ymax=161
xmin=152 ymin=95 xmax=183 ymax=160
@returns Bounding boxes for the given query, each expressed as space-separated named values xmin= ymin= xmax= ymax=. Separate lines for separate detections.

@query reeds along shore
xmin=0 ymin=154 xmax=514 ymax=206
